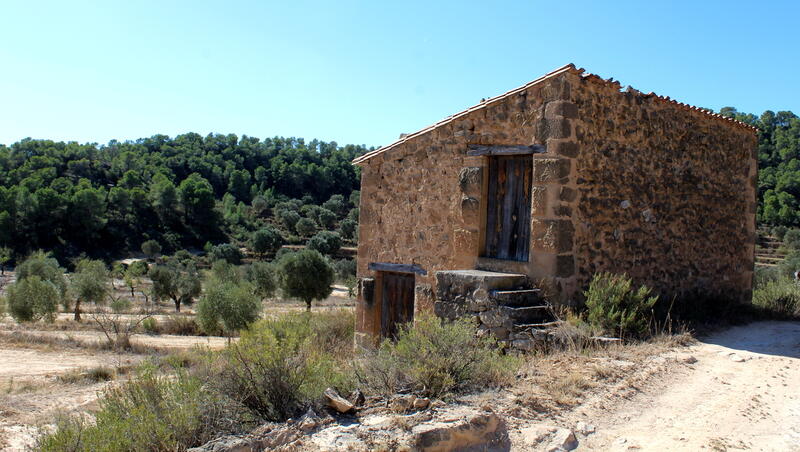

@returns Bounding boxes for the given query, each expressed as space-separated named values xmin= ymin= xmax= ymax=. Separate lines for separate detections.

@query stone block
xmin=542 ymin=77 xmax=571 ymax=102
xmin=555 ymin=205 xmax=572 ymax=217
xmin=434 ymin=300 xmax=466 ymax=320
xmin=532 ymin=219 xmax=574 ymax=253
xmin=555 ymin=255 xmax=575 ymax=277
xmin=545 ymin=100 xmax=578 ymax=119
xmin=533 ymin=158 xmax=571 ymax=183
xmin=531 ymin=186 xmax=548 ymax=215
xmin=536 ymin=118 xmax=572 ymax=140
xmin=548 ymin=140 xmax=579 ymax=158
xmin=478 ymin=308 xmax=512 ymax=329
xmin=559 ymin=186 xmax=577 ymax=202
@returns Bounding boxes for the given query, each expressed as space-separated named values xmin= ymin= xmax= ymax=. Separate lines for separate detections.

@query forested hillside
xmin=720 ymin=107 xmax=800 ymax=225
xmin=0 ymin=107 xmax=798 ymax=265
xmin=0 ymin=134 xmax=369 ymax=263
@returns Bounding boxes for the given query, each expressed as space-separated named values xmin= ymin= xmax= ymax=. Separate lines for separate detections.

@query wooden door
xmin=380 ymin=272 xmax=415 ymax=339
xmin=484 ymin=155 xmax=532 ymax=261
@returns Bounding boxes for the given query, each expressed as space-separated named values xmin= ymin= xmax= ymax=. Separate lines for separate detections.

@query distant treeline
xmin=0 ymin=134 xmax=370 ymax=263
xmin=720 ymin=107 xmax=800 ymax=226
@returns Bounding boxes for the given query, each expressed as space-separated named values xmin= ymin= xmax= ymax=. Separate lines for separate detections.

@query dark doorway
xmin=380 ymin=271 xmax=415 ymax=339
xmin=484 ymin=155 xmax=532 ymax=261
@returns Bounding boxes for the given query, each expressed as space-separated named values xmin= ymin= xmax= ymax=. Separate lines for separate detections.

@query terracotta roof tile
xmin=353 ymin=64 xmax=757 ymax=165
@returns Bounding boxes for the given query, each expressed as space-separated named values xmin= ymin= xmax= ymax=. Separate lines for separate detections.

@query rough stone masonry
xmin=352 ymin=63 xmax=757 ymax=345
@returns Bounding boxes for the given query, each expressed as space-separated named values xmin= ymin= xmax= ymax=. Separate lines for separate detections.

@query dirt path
xmin=579 ymin=321 xmax=800 ymax=451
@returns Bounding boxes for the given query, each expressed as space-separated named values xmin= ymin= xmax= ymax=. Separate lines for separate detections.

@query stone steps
xmin=489 ymin=289 xmax=541 ymax=307
xmin=435 ymin=269 xmax=556 ymax=349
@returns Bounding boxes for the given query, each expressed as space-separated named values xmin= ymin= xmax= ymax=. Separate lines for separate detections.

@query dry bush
xmin=356 ymin=314 xmax=519 ymax=399
xmin=206 ymin=313 xmax=354 ymax=422
xmin=161 ymin=315 xmax=202 ymax=336
xmin=92 ymin=311 xmax=153 ymax=351
xmin=38 ymin=370 xmax=250 ymax=452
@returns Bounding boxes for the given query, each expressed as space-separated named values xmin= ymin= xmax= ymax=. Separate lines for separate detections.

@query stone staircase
xmin=434 ymin=270 xmax=557 ymax=350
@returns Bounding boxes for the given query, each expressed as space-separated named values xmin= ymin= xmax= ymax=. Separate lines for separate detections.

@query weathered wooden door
xmin=380 ymin=272 xmax=415 ymax=338
xmin=484 ymin=155 xmax=532 ymax=261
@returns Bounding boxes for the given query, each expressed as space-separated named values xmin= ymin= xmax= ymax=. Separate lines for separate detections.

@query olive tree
xmin=7 ymin=276 xmax=59 ymax=322
xmin=141 ymin=240 xmax=162 ymax=260
xmin=295 ymin=218 xmax=317 ymax=237
xmin=0 ymin=246 xmax=11 ymax=275
xmin=250 ymin=227 xmax=283 ymax=257
xmin=123 ymin=260 xmax=149 ymax=297
xmin=70 ymin=259 xmax=110 ymax=321
xmin=149 ymin=262 xmax=202 ymax=312
xmin=307 ymin=231 xmax=342 ymax=256
xmin=16 ymin=251 xmax=67 ymax=303
xmin=197 ymin=279 xmax=260 ymax=340
xmin=277 ymin=249 xmax=334 ymax=311
xmin=245 ymin=261 xmax=277 ymax=300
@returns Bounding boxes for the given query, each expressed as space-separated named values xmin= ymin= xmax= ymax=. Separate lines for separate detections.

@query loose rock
xmin=548 ymin=428 xmax=578 ymax=451
xmin=324 ymin=387 xmax=355 ymax=413
xmin=391 ymin=394 xmax=417 ymax=413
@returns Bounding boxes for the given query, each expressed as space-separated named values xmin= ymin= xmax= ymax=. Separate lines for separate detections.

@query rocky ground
xmin=188 ymin=321 xmax=800 ymax=451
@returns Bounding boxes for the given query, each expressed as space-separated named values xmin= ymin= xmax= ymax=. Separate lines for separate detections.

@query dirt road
xmin=580 ymin=321 xmax=800 ymax=451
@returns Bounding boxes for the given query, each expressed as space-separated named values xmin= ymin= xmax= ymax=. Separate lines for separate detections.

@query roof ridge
xmin=353 ymin=64 xmax=756 ymax=165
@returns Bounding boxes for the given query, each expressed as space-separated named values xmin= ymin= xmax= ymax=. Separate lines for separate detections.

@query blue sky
xmin=1 ymin=0 xmax=798 ymax=148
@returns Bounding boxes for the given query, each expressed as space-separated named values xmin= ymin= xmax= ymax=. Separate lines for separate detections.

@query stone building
xmin=352 ymin=64 xmax=757 ymax=347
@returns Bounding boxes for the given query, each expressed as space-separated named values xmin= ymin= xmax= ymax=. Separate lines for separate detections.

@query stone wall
xmin=560 ymin=71 xmax=758 ymax=303
xmin=354 ymin=75 xmax=571 ymax=344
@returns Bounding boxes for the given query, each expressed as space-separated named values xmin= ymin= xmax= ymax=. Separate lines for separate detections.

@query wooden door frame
xmin=480 ymin=154 xmax=533 ymax=262
xmin=375 ymin=270 xmax=416 ymax=339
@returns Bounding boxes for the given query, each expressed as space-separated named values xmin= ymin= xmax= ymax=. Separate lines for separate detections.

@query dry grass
xmin=541 ymin=371 xmax=597 ymax=406
xmin=0 ymin=329 xmax=167 ymax=355
xmin=56 ymin=365 xmax=126 ymax=384
xmin=506 ymin=331 xmax=692 ymax=419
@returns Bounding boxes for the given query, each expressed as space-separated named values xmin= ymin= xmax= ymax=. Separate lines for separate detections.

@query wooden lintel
xmin=368 ymin=262 xmax=428 ymax=276
xmin=466 ymin=144 xmax=546 ymax=156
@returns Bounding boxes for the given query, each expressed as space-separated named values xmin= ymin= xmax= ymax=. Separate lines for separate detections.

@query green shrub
xmin=584 ymin=273 xmax=658 ymax=338
xmin=357 ymin=315 xmax=519 ymax=398
xmin=785 ymin=229 xmax=800 ymax=250
xmin=7 ymin=276 xmax=60 ymax=322
xmin=38 ymin=371 xmax=248 ymax=452
xmin=771 ymin=225 xmax=788 ymax=241
xmin=752 ymin=277 xmax=800 ymax=317
xmin=210 ymin=315 xmax=352 ymax=422
xmin=754 ymin=265 xmax=780 ymax=289
xmin=142 ymin=317 xmax=160 ymax=334
xmin=161 ymin=315 xmax=201 ymax=336
xmin=778 ymin=250 xmax=800 ymax=277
